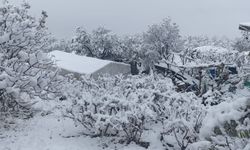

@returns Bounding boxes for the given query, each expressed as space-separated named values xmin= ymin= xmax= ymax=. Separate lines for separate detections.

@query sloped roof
xmin=50 ymin=50 xmax=112 ymax=74
xmin=239 ymin=22 xmax=250 ymax=31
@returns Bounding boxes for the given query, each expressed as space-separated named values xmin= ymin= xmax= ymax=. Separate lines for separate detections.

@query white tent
xmin=50 ymin=50 xmax=131 ymax=79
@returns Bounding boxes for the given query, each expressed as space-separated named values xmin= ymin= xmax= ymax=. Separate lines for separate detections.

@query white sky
xmin=8 ymin=0 xmax=250 ymax=39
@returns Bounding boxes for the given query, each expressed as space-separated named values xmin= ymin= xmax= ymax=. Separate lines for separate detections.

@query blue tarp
xmin=209 ymin=67 xmax=238 ymax=79
xmin=209 ymin=68 xmax=217 ymax=79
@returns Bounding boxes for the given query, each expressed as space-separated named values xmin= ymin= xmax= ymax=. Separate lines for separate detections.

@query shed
xmin=50 ymin=50 xmax=131 ymax=79
xmin=155 ymin=46 xmax=240 ymax=94
xmin=239 ymin=22 xmax=250 ymax=31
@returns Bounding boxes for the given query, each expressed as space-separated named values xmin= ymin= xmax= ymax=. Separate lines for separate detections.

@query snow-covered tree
xmin=119 ymin=35 xmax=142 ymax=62
xmin=233 ymin=31 xmax=250 ymax=52
xmin=91 ymin=27 xmax=123 ymax=60
xmin=0 ymin=1 xmax=60 ymax=113
xmin=184 ymin=36 xmax=233 ymax=50
xmin=143 ymin=18 xmax=184 ymax=61
xmin=70 ymin=27 xmax=124 ymax=61
xmin=71 ymin=27 xmax=93 ymax=56
xmin=51 ymin=39 xmax=72 ymax=53
xmin=140 ymin=44 xmax=160 ymax=74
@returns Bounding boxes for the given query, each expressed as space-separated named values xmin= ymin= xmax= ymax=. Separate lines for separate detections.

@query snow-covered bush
xmin=50 ymin=39 xmax=72 ymax=53
xmin=62 ymin=72 xmax=250 ymax=149
xmin=160 ymin=89 xmax=249 ymax=150
xmin=160 ymin=92 xmax=206 ymax=150
xmin=63 ymin=74 xmax=208 ymax=149
xmin=70 ymin=27 xmax=124 ymax=61
xmin=198 ymin=97 xmax=250 ymax=150
xmin=200 ymin=70 xmax=242 ymax=105
xmin=184 ymin=36 xmax=233 ymax=51
xmin=0 ymin=1 xmax=61 ymax=115
xmin=70 ymin=27 xmax=93 ymax=56
xmin=233 ymin=31 xmax=250 ymax=52
xmin=64 ymin=74 xmax=177 ymax=145
xmin=187 ymin=46 xmax=238 ymax=65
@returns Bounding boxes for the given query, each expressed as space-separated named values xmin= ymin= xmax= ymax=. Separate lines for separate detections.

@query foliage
xmin=91 ymin=27 xmax=123 ymax=60
xmin=63 ymin=74 xmax=203 ymax=148
xmin=51 ymin=39 xmax=72 ymax=53
xmin=160 ymin=92 xmax=205 ymax=150
xmin=198 ymin=97 xmax=250 ymax=150
xmin=0 ymin=1 xmax=61 ymax=114
xmin=71 ymin=27 xmax=93 ymax=56
xmin=2 ymin=2 xmax=250 ymax=150
xmin=184 ymin=36 xmax=233 ymax=50
xmin=70 ymin=27 xmax=124 ymax=61
xmin=143 ymin=18 xmax=184 ymax=60
xmin=64 ymin=75 xmax=170 ymax=144
xmin=119 ymin=35 xmax=142 ymax=62
xmin=233 ymin=31 xmax=250 ymax=52
xmin=68 ymin=18 xmax=184 ymax=70
xmin=61 ymin=72 xmax=250 ymax=149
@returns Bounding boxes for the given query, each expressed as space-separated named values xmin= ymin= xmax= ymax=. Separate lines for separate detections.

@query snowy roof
xmin=239 ymin=22 xmax=250 ymax=31
xmin=50 ymin=50 xmax=112 ymax=74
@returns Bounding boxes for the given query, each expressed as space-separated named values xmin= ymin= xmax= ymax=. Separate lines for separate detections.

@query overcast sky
xmin=10 ymin=0 xmax=250 ymax=39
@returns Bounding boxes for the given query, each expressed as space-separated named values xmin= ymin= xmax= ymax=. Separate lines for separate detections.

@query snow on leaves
xmin=0 ymin=2 xmax=61 ymax=113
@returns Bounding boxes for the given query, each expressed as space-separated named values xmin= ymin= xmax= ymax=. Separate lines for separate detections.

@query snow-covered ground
xmin=0 ymin=110 xmax=97 ymax=150
xmin=0 ymin=113 xmax=151 ymax=150
xmin=1 ymin=87 xmax=249 ymax=150
xmin=0 ymin=98 xmax=159 ymax=150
